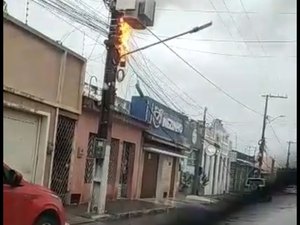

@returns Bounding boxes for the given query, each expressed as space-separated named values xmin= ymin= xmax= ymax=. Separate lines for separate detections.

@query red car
xmin=3 ymin=163 xmax=69 ymax=225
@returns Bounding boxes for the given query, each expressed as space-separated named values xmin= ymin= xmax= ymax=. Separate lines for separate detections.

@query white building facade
xmin=181 ymin=119 xmax=232 ymax=195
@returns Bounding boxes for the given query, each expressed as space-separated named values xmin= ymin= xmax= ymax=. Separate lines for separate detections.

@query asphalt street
xmin=90 ymin=194 xmax=296 ymax=225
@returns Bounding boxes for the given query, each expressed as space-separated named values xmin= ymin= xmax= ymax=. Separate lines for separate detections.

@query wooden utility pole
xmin=258 ymin=94 xmax=287 ymax=176
xmin=192 ymin=107 xmax=207 ymax=195
xmin=88 ymin=0 xmax=123 ymax=214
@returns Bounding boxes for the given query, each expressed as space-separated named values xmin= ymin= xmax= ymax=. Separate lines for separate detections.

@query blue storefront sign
xmin=130 ymin=96 xmax=203 ymax=149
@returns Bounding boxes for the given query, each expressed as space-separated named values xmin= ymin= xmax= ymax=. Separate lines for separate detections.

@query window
xmin=187 ymin=151 xmax=196 ymax=166
xmin=84 ymin=133 xmax=96 ymax=184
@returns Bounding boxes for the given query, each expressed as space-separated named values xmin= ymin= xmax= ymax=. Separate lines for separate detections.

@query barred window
xmin=84 ymin=133 xmax=96 ymax=183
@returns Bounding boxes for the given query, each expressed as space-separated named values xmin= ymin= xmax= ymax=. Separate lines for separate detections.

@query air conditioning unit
xmin=119 ymin=0 xmax=156 ymax=30
xmin=138 ymin=0 xmax=156 ymax=27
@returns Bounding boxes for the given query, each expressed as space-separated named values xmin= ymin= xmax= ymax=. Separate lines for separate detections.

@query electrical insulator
xmin=119 ymin=59 xmax=126 ymax=68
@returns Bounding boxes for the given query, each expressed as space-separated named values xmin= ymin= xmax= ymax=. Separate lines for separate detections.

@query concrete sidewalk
xmin=66 ymin=199 xmax=174 ymax=225
xmin=66 ymin=194 xmax=236 ymax=225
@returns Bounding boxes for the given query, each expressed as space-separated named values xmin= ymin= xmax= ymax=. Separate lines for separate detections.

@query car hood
xmin=21 ymin=180 xmax=56 ymax=195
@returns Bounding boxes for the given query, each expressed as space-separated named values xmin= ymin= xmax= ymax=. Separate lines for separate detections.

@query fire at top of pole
xmin=117 ymin=17 xmax=132 ymax=63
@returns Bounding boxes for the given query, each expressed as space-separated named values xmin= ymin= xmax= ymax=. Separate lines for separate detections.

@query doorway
xmin=169 ymin=157 xmax=177 ymax=197
xmin=140 ymin=152 xmax=159 ymax=198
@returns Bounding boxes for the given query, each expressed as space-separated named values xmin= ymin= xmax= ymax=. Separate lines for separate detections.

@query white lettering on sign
xmin=162 ymin=117 xmax=183 ymax=133
xmin=151 ymin=105 xmax=183 ymax=134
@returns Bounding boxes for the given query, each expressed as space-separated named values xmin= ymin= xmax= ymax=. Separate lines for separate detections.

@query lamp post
xmin=88 ymin=75 xmax=98 ymax=98
xmin=267 ymin=115 xmax=285 ymax=124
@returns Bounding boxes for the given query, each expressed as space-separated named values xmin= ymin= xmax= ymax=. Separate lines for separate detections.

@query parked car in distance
xmin=283 ymin=185 xmax=297 ymax=194
xmin=244 ymin=177 xmax=272 ymax=202
xmin=3 ymin=163 xmax=69 ymax=225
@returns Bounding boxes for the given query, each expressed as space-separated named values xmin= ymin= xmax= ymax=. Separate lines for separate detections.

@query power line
xmin=60 ymin=25 xmax=82 ymax=42
xmin=33 ymin=0 xmax=109 ymax=36
xmin=86 ymin=33 xmax=103 ymax=60
xmin=155 ymin=8 xmax=296 ymax=15
xmin=268 ymin=122 xmax=283 ymax=148
xmin=222 ymin=0 xmax=252 ymax=55
xmin=165 ymin=45 xmax=296 ymax=58
xmin=130 ymin=38 xmax=208 ymax=117
xmin=238 ymin=0 xmax=267 ymax=56
xmin=128 ymin=61 xmax=197 ymax=147
xmin=129 ymin=38 xmax=225 ymax=121
xmin=207 ymin=0 xmax=243 ymax=54
xmin=128 ymin=58 xmax=177 ymax=111
xmin=133 ymin=35 xmax=296 ymax=58
xmin=133 ymin=33 xmax=296 ymax=44
xmin=32 ymin=0 xmax=107 ymax=53
xmin=129 ymin=38 xmax=210 ymax=117
xmin=130 ymin=54 xmax=186 ymax=113
xmin=143 ymin=26 xmax=263 ymax=116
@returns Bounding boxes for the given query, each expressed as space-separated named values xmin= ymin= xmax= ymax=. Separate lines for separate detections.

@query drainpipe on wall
xmin=47 ymin=107 xmax=59 ymax=188
xmin=48 ymin=50 xmax=66 ymax=188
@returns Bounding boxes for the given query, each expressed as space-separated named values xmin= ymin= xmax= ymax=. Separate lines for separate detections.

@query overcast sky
xmin=5 ymin=0 xmax=296 ymax=167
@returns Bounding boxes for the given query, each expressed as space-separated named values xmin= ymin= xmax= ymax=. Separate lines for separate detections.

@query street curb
xmin=95 ymin=206 xmax=175 ymax=222
xmin=69 ymin=202 xmax=225 ymax=225
xmin=68 ymin=199 xmax=229 ymax=225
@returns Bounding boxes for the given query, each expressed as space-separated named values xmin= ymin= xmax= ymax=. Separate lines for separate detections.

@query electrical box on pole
xmin=116 ymin=0 xmax=156 ymax=29
xmin=116 ymin=0 xmax=136 ymax=10
xmin=93 ymin=138 xmax=106 ymax=159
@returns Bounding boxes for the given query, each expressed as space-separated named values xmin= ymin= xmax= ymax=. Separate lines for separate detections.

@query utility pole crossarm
xmin=262 ymin=94 xmax=288 ymax=99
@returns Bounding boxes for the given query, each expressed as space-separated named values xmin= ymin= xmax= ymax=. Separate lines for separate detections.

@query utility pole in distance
xmin=192 ymin=107 xmax=207 ymax=195
xmin=257 ymin=94 xmax=287 ymax=177
xmin=286 ymin=141 xmax=296 ymax=169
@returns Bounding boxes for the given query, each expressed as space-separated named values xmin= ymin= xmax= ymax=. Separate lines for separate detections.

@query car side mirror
xmin=8 ymin=169 xmax=23 ymax=187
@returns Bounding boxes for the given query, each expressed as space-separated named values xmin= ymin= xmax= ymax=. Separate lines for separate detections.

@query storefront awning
xmin=144 ymin=146 xmax=188 ymax=159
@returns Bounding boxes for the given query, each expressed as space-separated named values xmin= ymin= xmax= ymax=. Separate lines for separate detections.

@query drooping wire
xmin=221 ymin=0 xmax=252 ymax=55
xmin=143 ymin=26 xmax=263 ymax=117
xmin=238 ymin=0 xmax=267 ymax=56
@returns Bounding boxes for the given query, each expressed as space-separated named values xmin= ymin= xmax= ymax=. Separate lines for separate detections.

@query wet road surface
xmin=220 ymin=194 xmax=296 ymax=225
xmin=92 ymin=194 xmax=296 ymax=225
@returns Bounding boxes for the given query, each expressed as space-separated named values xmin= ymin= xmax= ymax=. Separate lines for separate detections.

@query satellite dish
xmin=206 ymin=145 xmax=216 ymax=156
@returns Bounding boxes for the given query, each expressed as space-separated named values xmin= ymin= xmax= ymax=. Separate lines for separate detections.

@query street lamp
xmin=120 ymin=21 xmax=213 ymax=58
xmin=267 ymin=115 xmax=285 ymax=124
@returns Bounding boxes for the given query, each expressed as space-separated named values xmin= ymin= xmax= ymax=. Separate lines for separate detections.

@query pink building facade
xmin=68 ymin=96 xmax=148 ymax=204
